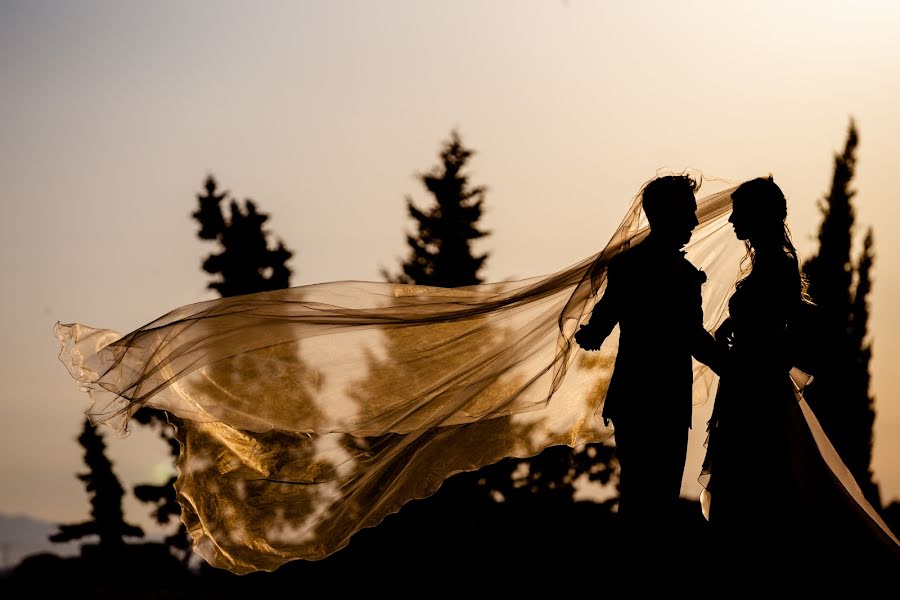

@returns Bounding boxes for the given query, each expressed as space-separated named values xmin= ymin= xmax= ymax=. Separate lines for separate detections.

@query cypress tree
xmin=803 ymin=120 xmax=879 ymax=506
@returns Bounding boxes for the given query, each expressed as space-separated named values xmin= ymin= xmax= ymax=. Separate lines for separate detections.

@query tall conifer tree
xmin=803 ymin=120 xmax=879 ymax=506
xmin=194 ymin=175 xmax=293 ymax=297
xmin=383 ymin=130 xmax=489 ymax=286
xmin=50 ymin=420 xmax=144 ymax=548
xmin=383 ymin=131 xmax=616 ymax=507
xmin=133 ymin=175 xmax=296 ymax=563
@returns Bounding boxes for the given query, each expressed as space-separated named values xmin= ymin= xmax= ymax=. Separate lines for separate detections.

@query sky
xmin=1 ymin=0 xmax=900 ymax=543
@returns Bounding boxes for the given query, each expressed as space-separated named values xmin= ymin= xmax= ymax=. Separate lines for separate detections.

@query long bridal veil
xmin=53 ymin=184 xmax=897 ymax=574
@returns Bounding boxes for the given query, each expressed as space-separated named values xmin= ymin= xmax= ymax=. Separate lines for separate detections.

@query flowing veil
xmin=53 ymin=185 xmax=897 ymax=573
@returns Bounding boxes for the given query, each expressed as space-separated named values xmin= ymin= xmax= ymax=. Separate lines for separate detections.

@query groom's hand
xmin=574 ymin=325 xmax=602 ymax=351
xmin=710 ymin=318 xmax=737 ymax=379
xmin=714 ymin=317 xmax=734 ymax=349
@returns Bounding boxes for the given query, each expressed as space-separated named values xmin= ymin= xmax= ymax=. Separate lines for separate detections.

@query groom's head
xmin=641 ymin=175 xmax=700 ymax=249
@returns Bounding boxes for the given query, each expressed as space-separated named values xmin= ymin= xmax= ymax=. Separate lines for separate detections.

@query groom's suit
xmin=576 ymin=235 xmax=719 ymax=527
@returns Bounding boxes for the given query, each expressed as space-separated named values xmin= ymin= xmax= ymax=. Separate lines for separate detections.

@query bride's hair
xmin=733 ymin=175 xmax=810 ymax=298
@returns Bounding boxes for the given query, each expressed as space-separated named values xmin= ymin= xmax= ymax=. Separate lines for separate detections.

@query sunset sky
xmin=2 ymin=0 xmax=900 ymax=539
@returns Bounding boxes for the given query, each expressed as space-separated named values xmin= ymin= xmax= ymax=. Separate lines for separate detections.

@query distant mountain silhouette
xmin=0 ymin=514 xmax=78 ymax=571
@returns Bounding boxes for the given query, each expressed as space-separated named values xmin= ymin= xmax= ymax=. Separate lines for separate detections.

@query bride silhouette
xmin=701 ymin=177 xmax=899 ymax=578
xmin=53 ymin=174 xmax=899 ymax=576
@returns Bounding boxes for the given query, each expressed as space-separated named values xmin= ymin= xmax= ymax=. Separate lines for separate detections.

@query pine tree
xmin=194 ymin=175 xmax=293 ymax=297
xmin=383 ymin=130 xmax=489 ymax=286
xmin=803 ymin=119 xmax=879 ymax=506
xmin=381 ymin=131 xmax=616 ymax=508
xmin=50 ymin=419 xmax=144 ymax=548
xmin=132 ymin=175 xmax=296 ymax=563
xmin=130 ymin=412 xmax=190 ymax=564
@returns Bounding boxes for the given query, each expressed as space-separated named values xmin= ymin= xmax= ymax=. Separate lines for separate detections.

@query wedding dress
xmin=700 ymin=247 xmax=899 ymax=576
xmin=53 ymin=186 xmax=898 ymax=574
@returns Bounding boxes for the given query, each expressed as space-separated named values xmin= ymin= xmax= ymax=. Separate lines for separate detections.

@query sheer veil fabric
xmin=53 ymin=185 xmax=897 ymax=573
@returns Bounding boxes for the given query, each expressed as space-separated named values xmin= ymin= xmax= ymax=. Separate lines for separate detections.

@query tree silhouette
xmin=488 ymin=351 xmax=619 ymax=508
xmin=803 ymin=119 xmax=880 ymax=506
xmin=380 ymin=130 xmax=618 ymax=513
xmin=129 ymin=408 xmax=190 ymax=564
xmin=383 ymin=130 xmax=489 ymax=286
xmin=50 ymin=419 xmax=144 ymax=548
xmin=884 ymin=501 xmax=900 ymax=542
xmin=132 ymin=175 xmax=297 ymax=564
xmin=194 ymin=175 xmax=293 ymax=297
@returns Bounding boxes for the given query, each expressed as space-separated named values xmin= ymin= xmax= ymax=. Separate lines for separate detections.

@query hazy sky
xmin=2 ymin=1 xmax=900 ymax=538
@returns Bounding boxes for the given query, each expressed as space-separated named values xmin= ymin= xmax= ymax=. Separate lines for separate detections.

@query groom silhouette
xmin=575 ymin=175 xmax=720 ymax=556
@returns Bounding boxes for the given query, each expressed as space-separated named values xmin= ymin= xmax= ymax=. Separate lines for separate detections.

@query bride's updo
xmin=732 ymin=176 xmax=787 ymax=232
xmin=732 ymin=176 xmax=810 ymax=300
xmin=732 ymin=175 xmax=796 ymax=258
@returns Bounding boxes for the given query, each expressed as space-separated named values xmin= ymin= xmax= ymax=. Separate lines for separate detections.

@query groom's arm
xmin=574 ymin=260 xmax=621 ymax=351
xmin=687 ymin=274 xmax=726 ymax=375
xmin=691 ymin=324 xmax=723 ymax=375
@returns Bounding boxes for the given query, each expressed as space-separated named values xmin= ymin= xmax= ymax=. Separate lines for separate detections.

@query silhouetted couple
xmin=575 ymin=175 xmax=899 ymax=582
xmin=51 ymin=170 xmax=899 ymax=579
